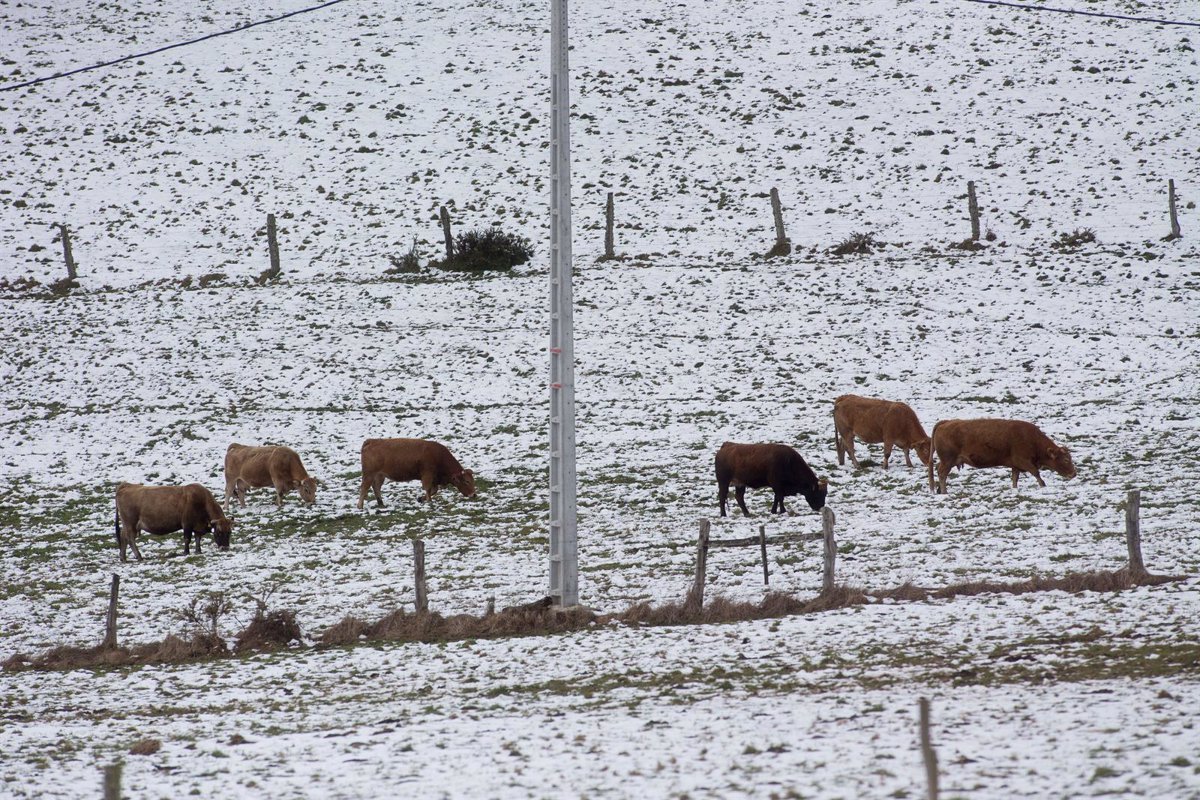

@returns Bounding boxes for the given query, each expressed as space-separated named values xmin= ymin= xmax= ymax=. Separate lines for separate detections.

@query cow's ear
xmin=818 ymin=478 xmax=828 ymax=489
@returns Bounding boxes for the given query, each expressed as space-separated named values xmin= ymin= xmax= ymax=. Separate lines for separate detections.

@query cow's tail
xmin=927 ymin=421 xmax=941 ymax=493
xmin=833 ymin=405 xmax=843 ymax=465
xmin=113 ymin=502 xmax=121 ymax=544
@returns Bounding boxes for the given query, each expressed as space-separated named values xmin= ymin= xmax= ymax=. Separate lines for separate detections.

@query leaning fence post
xmin=1125 ymin=489 xmax=1146 ymax=579
xmin=967 ymin=180 xmax=981 ymax=241
xmin=919 ymin=697 xmax=939 ymax=800
xmin=265 ymin=213 xmax=281 ymax=279
xmin=57 ymin=223 xmax=78 ymax=281
xmin=413 ymin=538 xmax=429 ymax=613
xmin=102 ymin=574 xmax=120 ymax=650
xmin=765 ymin=187 xmax=791 ymax=258
xmin=1166 ymin=179 xmax=1182 ymax=240
xmin=685 ymin=519 xmax=710 ymax=612
xmin=821 ymin=507 xmax=836 ymax=594
xmin=439 ymin=205 xmax=454 ymax=260
xmin=758 ymin=524 xmax=770 ymax=587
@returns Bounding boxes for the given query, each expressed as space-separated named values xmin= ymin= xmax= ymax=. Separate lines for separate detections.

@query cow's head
xmin=1047 ymin=446 xmax=1076 ymax=480
xmin=211 ymin=516 xmax=233 ymax=550
xmin=914 ymin=439 xmax=932 ymax=466
xmin=805 ymin=478 xmax=829 ymax=511
xmin=296 ymin=477 xmax=317 ymax=504
xmin=451 ymin=469 xmax=477 ymax=498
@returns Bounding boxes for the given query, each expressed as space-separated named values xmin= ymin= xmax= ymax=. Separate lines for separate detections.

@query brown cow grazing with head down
xmin=114 ymin=483 xmax=232 ymax=562
xmin=715 ymin=442 xmax=828 ymax=517
xmin=834 ymin=394 xmax=931 ymax=470
xmin=224 ymin=443 xmax=317 ymax=510
xmin=927 ymin=418 xmax=1076 ymax=494
xmin=358 ymin=438 xmax=476 ymax=509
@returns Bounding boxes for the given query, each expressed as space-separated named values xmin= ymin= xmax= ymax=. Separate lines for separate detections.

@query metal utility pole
xmin=548 ymin=0 xmax=578 ymax=607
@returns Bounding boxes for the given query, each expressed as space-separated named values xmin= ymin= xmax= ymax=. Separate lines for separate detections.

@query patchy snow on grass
xmin=1 ymin=0 xmax=1198 ymax=796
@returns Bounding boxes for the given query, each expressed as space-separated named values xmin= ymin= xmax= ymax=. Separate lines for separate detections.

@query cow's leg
xmin=122 ymin=521 xmax=143 ymax=562
xmin=234 ymin=478 xmax=249 ymax=508
xmin=223 ymin=476 xmax=236 ymax=510
xmin=183 ymin=529 xmax=192 ymax=555
xmin=718 ymin=480 xmax=730 ymax=517
xmin=194 ymin=530 xmax=203 ymax=554
xmin=1011 ymin=468 xmax=1020 ymax=488
xmin=835 ymin=427 xmax=845 ymax=466
xmin=735 ymin=486 xmax=751 ymax=517
xmin=371 ymin=474 xmax=385 ymax=507
xmin=1030 ymin=467 xmax=1045 ymax=488
xmin=936 ymin=461 xmax=953 ymax=494
xmin=882 ymin=441 xmax=893 ymax=470
xmin=357 ymin=475 xmax=371 ymax=510
xmin=902 ymin=447 xmax=913 ymax=468
xmin=845 ymin=434 xmax=860 ymax=469
xmin=272 ymin=478 xmax=287 ymax=508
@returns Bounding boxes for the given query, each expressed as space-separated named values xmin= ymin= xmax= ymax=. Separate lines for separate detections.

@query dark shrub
xmin=435 ymin=227 xmax=534 ymax=272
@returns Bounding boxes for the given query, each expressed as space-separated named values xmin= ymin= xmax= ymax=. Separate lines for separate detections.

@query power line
xmin=963 ymin=0 xmax=1200 ymax=27
xmin=0 ymin=0 xmax=353 ymax=93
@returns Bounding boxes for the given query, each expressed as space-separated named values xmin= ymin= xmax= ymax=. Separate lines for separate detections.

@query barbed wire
xmin=0 ymin=0 xmax=353 ymax=93
xmin=963 ymin=0 xmax=1200 ymax=27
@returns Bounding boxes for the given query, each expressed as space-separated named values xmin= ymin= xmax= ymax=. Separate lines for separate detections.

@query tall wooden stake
xmin=604 ymin=192 xmax=615 ymax=259
xmin=1125 ymin=489 xmax=1145 ymax=578
xmin=413 ymin=538 xmax=428 ymax=613
xmin=821 ymin=507 xmax=836 ymax=594
xmin=967 ymin=181 xmax=980 ymax=241
xmin=758 ymin=524 xmax=769 ymax=586
xmin=58 ymin=223 xmax=78 ymax=280
xmin=685 ymin=519 xmax=710 ymax=612
xmin=1167 ymin=179 xmax=1181 ymax=240
xmin=103 ymin=574 xmax=120 ymax=650
xmin=765 ymin=187 xmax=791 ymax=257
xmin=439 ymin=205 xmax=454 ymax=260
xmin=266 ymin=213 xmax=281 ymax=278
xmin=103 ymin=762 xmax=122 ymax=800
xmin=919 ymin=697 xmax=939 ymax=800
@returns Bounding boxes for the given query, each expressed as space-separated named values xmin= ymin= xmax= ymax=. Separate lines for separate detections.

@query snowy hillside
xmin=1 ymin=0 xmax=1198 ymax=797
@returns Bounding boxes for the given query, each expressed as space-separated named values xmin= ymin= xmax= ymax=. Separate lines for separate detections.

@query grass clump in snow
xmin=1051 ymin=227 xmax=1097 ymax=251
xmin=432 ymin=227 xmax=534 ymax=272
xmin=830 ymin=231 xmax=879 ymax=256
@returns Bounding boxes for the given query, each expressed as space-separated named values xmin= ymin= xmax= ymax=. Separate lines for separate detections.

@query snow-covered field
xmin=2 ymin=0 xmax=1198 ymax=797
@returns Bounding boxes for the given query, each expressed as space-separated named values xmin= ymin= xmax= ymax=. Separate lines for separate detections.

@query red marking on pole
xmin=550 ymin=347 xmax=562 ymax=354
xmin=550 ymin=382 xmax=563 ymax=389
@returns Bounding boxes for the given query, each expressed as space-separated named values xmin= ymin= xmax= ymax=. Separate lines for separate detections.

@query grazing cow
xmin=833 ymin=394 xmax=931 ymax=470
xmin=358 ymin=438 xmax=476 ymax=509
xmin=224 ymin=443 xmax=317 ymax=509
xmin=114 ymin=483 xmax=232 ymax=562
xmin=715 ymin=442 xmax=828 ymax=517
xmin=927 ymin=418 xmax=1076 ymax=494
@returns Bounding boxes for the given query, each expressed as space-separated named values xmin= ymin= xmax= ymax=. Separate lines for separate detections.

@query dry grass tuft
xmin=135 ymin=632 xmax=228 ymax=663
xmin=318 ymin=615 xmax=369 ymax=647
xmin=128 ymin=738 xmax=161 ymax=756
xmin=234 ymin=610 xmax=302 ymax=653
xmin=871 ymin=582 xmax=931 ymax=602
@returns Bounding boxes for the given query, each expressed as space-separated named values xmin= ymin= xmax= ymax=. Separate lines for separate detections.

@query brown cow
xmin=715 ymin=442 xmax=828 ymax=517
xmin=358 ymin=438 xmax=476 ymax=509
xmin=834 ymin=394 xmax=931 ymax=469
xmin=224 ymin=443 xmax=317 ymax=509
xmin=927 ymin=418 xmax=1076 ymax=494
xmin=114 ymin=483 xmax=232 ymax=562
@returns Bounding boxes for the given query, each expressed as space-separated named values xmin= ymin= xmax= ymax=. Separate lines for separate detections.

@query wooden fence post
xmin=102 ymin=574 xmax=120 ymax=650
xmin=765 ymin=187 xmax=791 ymax=257
xmin=439 ymin=205 xmax=454 ymax=260
xmin=58 ymin=223 xmax=78 ymax=281
xmin=685 ymin=519 xmax=710 ymax=612
xmin=1167 ymin=179 xmax=1181 ymax=240
xmin=758 ymin=524 xmax=769 ymax=587
xmin=967 ymin=181 xmax=980 ymax=241
xmin=821 ymin=507 xmax=836 ymax=594
xmin=486 ymin=595 xmax=495 ymax=616
xmin=266 ymin=213 xmax=281 ymax=279
xmin=1125 ymin=489 xmax=1146 ymax=578
xmin=103 ymin=762 xmax=122 ymax=800
xmin=604 ymin=192 xmax=615 ymax=259
xmin=919 ymin=697 xmax=939 ymax=800
xmin=413 ymin=538 xmax=428 ymax=613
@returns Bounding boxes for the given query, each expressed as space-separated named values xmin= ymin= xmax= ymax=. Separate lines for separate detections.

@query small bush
xmin=1052 ymin=227 xmax=1097 ymax=251
xmin=831 ymin=231 xmax=878 ymax=256
xmin=387 ymin=237 xmax=422 ymax=273
xmin=434 ymin=227 xmax=533 ymax=272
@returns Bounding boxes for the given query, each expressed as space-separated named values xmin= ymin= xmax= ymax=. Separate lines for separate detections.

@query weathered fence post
xmin=765 ymin=187 xmax=791 ymax=257
xmin=685 ymin=519 xmax=711 ymax=612
xmin=486 ymin=595 xmax=495 ymax=616
xmin=919 ymin=697 xmax=939 ymax=800
xmin=603 ymin=192 xmax=615 ymax=259
xmin=967 ymin=181 xmax=980 ymax=241
xmin=1167 ymin=179 xmax=1181 ymax=240
xmin=821 ymin=507 xmax=836 ymax=594
xmin=265 ymin=213 xmax=281 ymax=279
xmin=1125 ymin=489 xmax=1146 ymax=579
xmin=758 ymin=524 xmax=769 ymax=587
xmin=103 ymin=762 xmax=122 ymax=800
xmin=439 ymin=205 xmax=454 ymax=260
xmin=57 ymin=223 xmax=78 ymax=281
xmin=102 ymin=574 xmax=120 ymax=650
xmin=413 ymin=538 xmax=429 ymax=613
